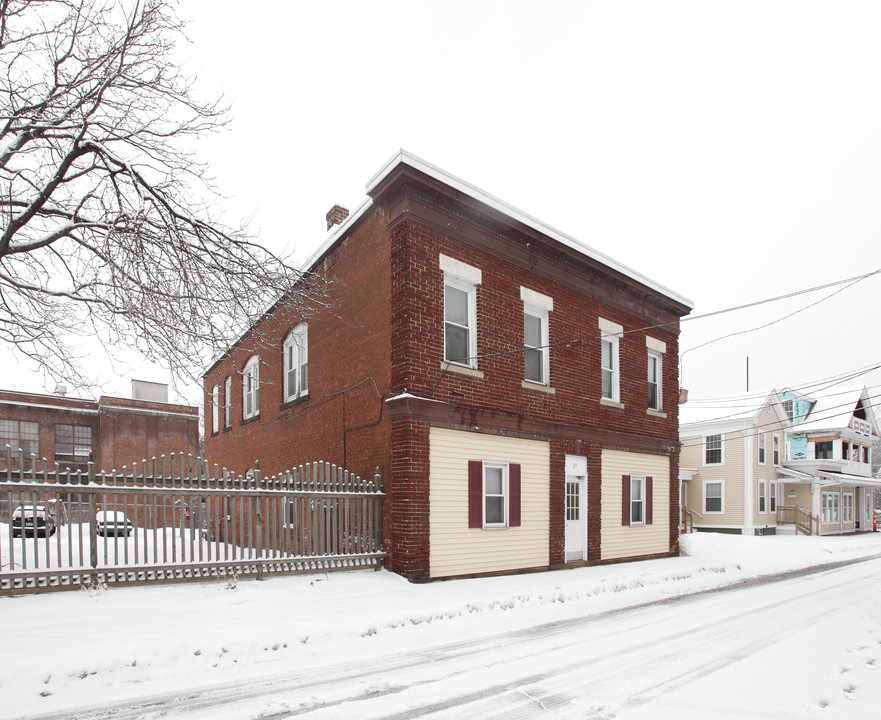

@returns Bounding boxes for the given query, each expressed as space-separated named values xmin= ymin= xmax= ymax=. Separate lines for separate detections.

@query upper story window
xmin=0 ymin=419 xmax=39 ymax=456
xmin=758 ymin=432 xmax=766 ymax=464
xmin=815 ymin=441 xmax=833 ymax=459
xmin=705 ymin=434 xmax=723 ymax=465
xmin=645 ymin=337 xmax=666 ymax=412
xmin=521 ymin=287 xmax=553 ymax=386
xmin=242 ymin=355 xmax=260 ymax=420
xmin=211 ymin=385 xmax=219 ymax=434
xmin=647 ymin=353 xmax=661 ymax=411
xmin=55 ymin=424 xmax=91 ymax=462
xmin=284 ymin=323 xmax=309 ymax=402
xmin=599 ymin=318 xmax=623 ymax=404
xmin=223 ymin=376 xmax=232 ymax=428
xmin=773 ymin=435 xmax=780 ymax=465
xmin=783 ymin=399 xmax=795 ymax=421
xmin=440 ymin=254 xmax=481 ymax=369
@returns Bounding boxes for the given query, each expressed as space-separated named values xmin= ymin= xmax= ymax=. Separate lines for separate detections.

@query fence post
xmin=88 ymin=462 xmax=98 ymax=586
xmin=254 ymin=461 xmax=264 ymax=580
xmin=374 ymin=466 xmax=383 ymax=571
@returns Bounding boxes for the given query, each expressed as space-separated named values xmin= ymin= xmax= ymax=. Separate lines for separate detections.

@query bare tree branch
xmin=0 ymin=0 xmax=325 ymax=390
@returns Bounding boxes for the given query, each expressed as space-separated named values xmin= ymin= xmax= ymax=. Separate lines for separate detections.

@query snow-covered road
xmin=20 ymin=552 xmax=881 ymax=719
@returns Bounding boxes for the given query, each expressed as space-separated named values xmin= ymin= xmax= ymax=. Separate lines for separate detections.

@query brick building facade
xmin=203 ymin=151 xmax=693 ymax=581
xmin=0 ymin=385 xmax=199 ymax=474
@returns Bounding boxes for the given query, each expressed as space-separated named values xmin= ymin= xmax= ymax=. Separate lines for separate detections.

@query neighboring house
xmin=0 ymin=380 xmax=199 ymax=474
xmin=679 ymin=386 xmax=879 ymax=535
xmin=203 ymin=151 xmax=693 ymax=581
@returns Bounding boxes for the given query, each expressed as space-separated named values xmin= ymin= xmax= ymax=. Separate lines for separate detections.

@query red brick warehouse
xmin=203 ymin=151 xmax=693 ymax=581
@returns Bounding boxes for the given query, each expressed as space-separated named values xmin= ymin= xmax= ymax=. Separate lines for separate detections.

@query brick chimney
xmin=326 ymin=204 xmax=349 ymax=231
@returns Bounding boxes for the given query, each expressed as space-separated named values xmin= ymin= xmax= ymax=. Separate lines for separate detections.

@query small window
xmin=211 ymin=385 xmax=219 ymax=434
xmin=843 ymin=493 xmax=853 ymax=523
xmin=224 ymin=376 xmax=232 ymax=428
xmin=758 ymin=480 xmax=766 ymax=513
xmin=815 ymin=441 xmax=833 ymax=460
xmin=0 ymin=419 xmax=39 ymax=457
xmin=55 ymin=424 xmax=91 ymax=462
xmin=705 ymin=434 xmax=722 ymax=465
xmin=705 ymin=481 xmax=723 ymax=513
xmin=647 ymin=352 xmax=662 ymax=411
xmin=483 ymin=464 xmax=507 ymax=527
xmin=783 ymin=399 xmax=795 ymax=421
xmin=524 ymin=310 xmax=548 ymax=384
xmin=468 ymin=460 xmax=521 ymax=530
xmin=770 ymin=483 xmax=777 ymax=513
xmin=601 ymin=335 xmax=619 ymax=401
xmin=444 ymin=280 xmax=477 ymax=367
xmin=758 ymin=432 xmax=766 ymax=464
xmin=772 ymin=435 xmax=780 ymax=465
xmin=630 ymin=476 xmax=646 ymax=525
xmin=242 ymin=356 xmax=260 ymax=420
xmin=566 ymin=481 xmax=580 ymax=521
xmin=841 ymin=441 xmax=849 ymax=461
xmin=284 ymin=324 xmax=309 ymax=402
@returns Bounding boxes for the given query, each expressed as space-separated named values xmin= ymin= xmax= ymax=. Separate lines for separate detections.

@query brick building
xmin=203 ymin=151 xmax=693 ymax=581
xmin=0 ymin=381 xmax=199 ymax=474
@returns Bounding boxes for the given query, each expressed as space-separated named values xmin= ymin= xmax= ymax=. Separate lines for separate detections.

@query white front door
xmin=564 ymin=455 xmax=588 ymax=562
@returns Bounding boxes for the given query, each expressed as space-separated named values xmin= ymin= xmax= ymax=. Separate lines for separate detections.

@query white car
xmin=95 ymin=510 xmax=133 ymax=537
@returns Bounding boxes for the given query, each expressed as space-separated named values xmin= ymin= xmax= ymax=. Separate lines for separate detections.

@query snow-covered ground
xmin=5 ymin=532 xmax=881 ymax=719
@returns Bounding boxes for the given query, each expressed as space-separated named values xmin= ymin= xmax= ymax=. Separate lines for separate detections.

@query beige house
xmin=679 ymin=386 xmax=879 ymax=536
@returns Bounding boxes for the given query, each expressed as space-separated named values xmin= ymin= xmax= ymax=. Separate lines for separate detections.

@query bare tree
xmin=0 ymin=0 xmax=321 ymax=389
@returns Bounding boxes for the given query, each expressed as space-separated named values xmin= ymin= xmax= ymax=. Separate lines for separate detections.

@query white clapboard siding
xmin=600 ymin=449 xmax=670 ymax=561
xmin=429 ymin=427 xmax=549 ymax=578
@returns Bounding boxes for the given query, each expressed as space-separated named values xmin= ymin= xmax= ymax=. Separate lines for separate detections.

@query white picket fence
xmin=0 ymin=450 xmax=385 ymax=595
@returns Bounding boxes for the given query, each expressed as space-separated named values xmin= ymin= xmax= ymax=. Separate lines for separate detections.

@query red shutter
xmin=468 ymin=461 xmax=482 ymax=528
xmin=622 ymin=474 xmax=631 ymax=526
xmin=646 ymin=476 xmax=653 ymax=525
xmin=509 ymin=464 xmax=521 ymax=527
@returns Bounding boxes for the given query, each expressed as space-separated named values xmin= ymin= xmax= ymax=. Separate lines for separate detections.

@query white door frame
xmin=564 ymin=454 xmax=588 ymax=562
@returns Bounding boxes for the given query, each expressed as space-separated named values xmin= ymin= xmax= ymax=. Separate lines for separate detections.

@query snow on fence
xmin=0 ymin=449 xmax=385 ymax=595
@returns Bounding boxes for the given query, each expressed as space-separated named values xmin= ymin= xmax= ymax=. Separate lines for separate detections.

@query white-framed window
xmin=647 ymin=352 xmax=662 ymax=411
xmin=441 ymin=254 xmax=481 ymax=369
xmin=843 ymin=493 xmax=854 ymax=523
xmin=630 ymin=475 xmax=646 ymax=525
xmin=822 ymin=492 xmax=839 ymax=524
xmin=704 ymin=480 xmax=724 ymax=513
xmin=758 ymin=432 xmax=766 ymax=464
xmin=704 ymin=434 xmax=723 ymax=465
xmin=521 ymin=287 xmax=552 ymax=385
xmin=211 ymin=385 xmax=219 ymax=434
xmin=758 ymin=480 xmax=766 ymax=513
xmin=773 ymin=435 xmax=780 ymax=465
xmin=283 ymin=323 xmax=308 ymax=402
xmin=242 ymin=355 xmax=260 ymax=420
xmin=770 ymin=482 xmax=777 ymax=513
xmin=483 ymin=463 xmax=508 ymax=528
xmin=224 ymin=376 xmax=232 ymax=428
xmin=600 ymin=334 xmax=619 ymax=401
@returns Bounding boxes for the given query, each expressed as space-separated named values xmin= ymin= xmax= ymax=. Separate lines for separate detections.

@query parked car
xmin=95 ymin=511 xmax=133 ymax=537
xmin=11 ymin=505 xmax=57 ymax=537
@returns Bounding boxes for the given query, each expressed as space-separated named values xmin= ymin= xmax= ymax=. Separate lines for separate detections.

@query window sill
xmin=223 ymin=426 xmax=232 ymax=433
xmin=280 ymin=393 xmax=310 ymax=411
xmin=522 ymin=380 xmax=555 ymax=394
xmin=646 ymin=408 xmax=667 ymax=419
xmin=441 ymin=362 xmax=484 ymax=380
xmin=241 ymin=414 xmax=261 ymax=426
xmin=600 ymin=397 xmax=624 ymax=409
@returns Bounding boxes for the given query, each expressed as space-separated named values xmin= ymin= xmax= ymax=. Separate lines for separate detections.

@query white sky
xmin=5 ymin=0 xmax=881 ymax=409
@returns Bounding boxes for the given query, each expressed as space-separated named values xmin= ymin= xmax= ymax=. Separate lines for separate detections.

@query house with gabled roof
xmin=679 ymin=385 xmax=879 ymax=536
xmin=203 ymin=151 xmax=693 ymax=580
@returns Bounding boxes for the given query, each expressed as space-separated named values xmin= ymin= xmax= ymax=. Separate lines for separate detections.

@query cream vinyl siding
xmin=783 ymin=483 xmax=812 ymax=510
xmin=429 ymin=427 xmax=549 ymax=578
xmin=601 ymin=450 xmax=670 ymax=561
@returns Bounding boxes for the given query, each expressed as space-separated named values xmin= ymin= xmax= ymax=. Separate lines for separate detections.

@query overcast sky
xmin=5 ymin=0 xmax=880 ymax=410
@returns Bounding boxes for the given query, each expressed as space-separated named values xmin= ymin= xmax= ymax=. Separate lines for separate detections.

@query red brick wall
xmin=203 ymin=208 xmax=393 ymax=487
xmin=0 ymin=391 xmax=198 ymax=474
